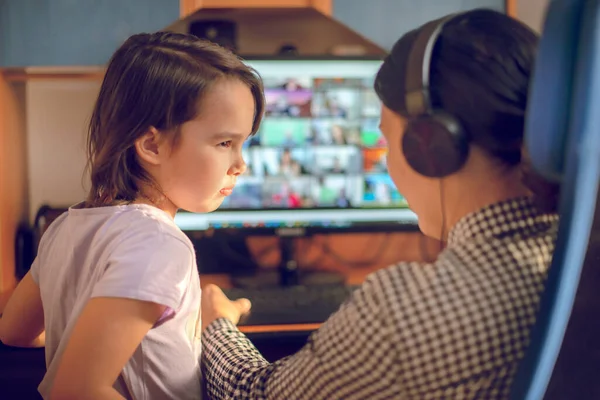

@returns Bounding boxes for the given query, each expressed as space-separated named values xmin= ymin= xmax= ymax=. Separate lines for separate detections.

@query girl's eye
xmin=218 ymin=140 xmax=232 ymax=148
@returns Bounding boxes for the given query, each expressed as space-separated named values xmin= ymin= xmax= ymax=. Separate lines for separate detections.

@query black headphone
xmin=402 ymin=13 xmax=470 ymax=178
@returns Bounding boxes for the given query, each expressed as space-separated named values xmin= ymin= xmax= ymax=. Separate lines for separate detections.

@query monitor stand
xmin=230 ymin=236 xmax=346 ymax=289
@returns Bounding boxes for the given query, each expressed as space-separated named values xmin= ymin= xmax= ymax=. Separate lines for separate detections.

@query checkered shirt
xmin=202 ymin=197 xmax=559 ymax=399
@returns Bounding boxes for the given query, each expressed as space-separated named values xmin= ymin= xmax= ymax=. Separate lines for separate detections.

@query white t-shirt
xmin=31 ymin=203 xmax=202 ymax=399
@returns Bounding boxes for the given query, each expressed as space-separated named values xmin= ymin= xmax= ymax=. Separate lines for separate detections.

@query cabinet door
xmin=0 ymin=0 xmax=180 ymax=67
xmin=181 ymin=0 xmax=331 ymax=16
xmin=333 ymin=0 xmax=506 ymax=50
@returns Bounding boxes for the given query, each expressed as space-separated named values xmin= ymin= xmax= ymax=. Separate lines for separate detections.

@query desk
xmin=199 ymin=266 xmax=380 ymax=335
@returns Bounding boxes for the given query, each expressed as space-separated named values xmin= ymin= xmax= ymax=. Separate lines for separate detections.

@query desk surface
xmin=200 ymin=267 xmax=377 ymax=335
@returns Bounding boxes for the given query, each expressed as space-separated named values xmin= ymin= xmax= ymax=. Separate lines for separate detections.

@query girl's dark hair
xmin=374 ymin=9 xmax=560 ymax=212
xmin=86 ymin=31 xmax=265 ymax=207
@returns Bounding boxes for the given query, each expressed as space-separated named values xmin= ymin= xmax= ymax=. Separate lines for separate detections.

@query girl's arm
xmin=0 ymin=272 xmax=45 ymax=347
xmin=49 ymin=297 xmax=166 ymax=400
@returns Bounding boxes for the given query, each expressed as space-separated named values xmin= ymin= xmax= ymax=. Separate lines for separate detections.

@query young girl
xmin=0 ymin=31 xmax=264 ymax=399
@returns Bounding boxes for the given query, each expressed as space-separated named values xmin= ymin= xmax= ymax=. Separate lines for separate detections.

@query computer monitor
xmin=174 ymin=57 xmax=419 ymax=287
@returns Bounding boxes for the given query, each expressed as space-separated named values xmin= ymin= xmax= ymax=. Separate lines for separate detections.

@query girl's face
xmin=141 ymin=78 xmax=256 ymax=214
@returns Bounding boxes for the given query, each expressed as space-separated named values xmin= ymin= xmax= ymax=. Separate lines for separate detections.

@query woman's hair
xmin=85 ymin=31 xmax=265 ymax=207
xmin=374 ymin=9 xmax=560 ymax=212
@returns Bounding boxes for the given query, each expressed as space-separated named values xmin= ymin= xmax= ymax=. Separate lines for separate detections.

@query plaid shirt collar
xmin=448 ymin=196 xmax=559 ymax=247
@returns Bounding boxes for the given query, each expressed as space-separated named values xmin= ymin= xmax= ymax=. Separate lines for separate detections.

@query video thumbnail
xmin=313 ymin=78 xmax=362 ymax=90
xmin=264 ymin=78 xmax=313 ymax=117
xmin=257 ymin=148 xmax=311 ymax=177
xmin=262 ymin=176 xmax=312 ymax=208
xmin=360 ymin=118 xmax=387 ymax=148
xmin=363 ymin=174 xmax=406 ymax=206
xmin=362 ymin=148 xmax=388 ymax=173
xmin=361 ymin=90 xmax=381 ymax=117
xmin=259 ymin=118 xmax=311 ymax=147
xmin=310 ymin=119 xmax=361 ymax=145
xmin=311 ymin=78 xmax=361 ymax=119
xmin=311 ymin=175 xmax=362 ymax=207
xmin=311 ymin=146 xmax=362 ymax=174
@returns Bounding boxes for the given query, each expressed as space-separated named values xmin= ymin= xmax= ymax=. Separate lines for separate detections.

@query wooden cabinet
xmin=180 ymin=0 xmax=331 ymax=17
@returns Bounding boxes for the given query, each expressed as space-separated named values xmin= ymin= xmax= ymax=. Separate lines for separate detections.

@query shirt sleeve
xmin=201 ymin=273 xmax=403 ymax=399
xmin=92 ymin=229 xmax=194 ymax=315
xmin=30 ymin=212 xmax=69 ymax=285
xmin=29 ymin=256 xmax=41 ymax=284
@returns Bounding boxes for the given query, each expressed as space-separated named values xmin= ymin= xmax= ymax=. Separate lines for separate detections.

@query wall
xmin=516 ymin=0 xmax=549 ymax=32
xmin=26 ymin=80 xmax=100 ymax=218
xmin=0 ymin=0 xmax=179 ymax=67
xmin=333 ymin=0 xmax=506 ymax=50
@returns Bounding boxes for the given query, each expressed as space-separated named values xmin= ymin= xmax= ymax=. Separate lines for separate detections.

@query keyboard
xmin=223 ymin=284 xmax=359 ymax=326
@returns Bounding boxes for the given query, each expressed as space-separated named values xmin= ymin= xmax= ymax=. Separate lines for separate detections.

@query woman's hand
xmin=201 ymin=285 xmax=251 ymax=331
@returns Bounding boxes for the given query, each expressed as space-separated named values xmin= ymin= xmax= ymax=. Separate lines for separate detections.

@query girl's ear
xmin=134 ymin=127 xmax=164 ymax=166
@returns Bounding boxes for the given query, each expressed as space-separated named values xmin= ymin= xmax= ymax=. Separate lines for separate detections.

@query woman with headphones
xmin=201 ymin=9 xmax=560 ymax=399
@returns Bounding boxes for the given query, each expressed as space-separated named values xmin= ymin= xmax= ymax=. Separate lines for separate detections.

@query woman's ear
xmin=134 ymin=127 xmax=163 ymax=166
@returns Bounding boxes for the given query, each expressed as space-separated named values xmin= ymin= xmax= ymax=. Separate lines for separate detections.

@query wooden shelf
xmin=2 ymin=67 xmax=105 ymax=82
xmin=506 ymin=0 xmax=517 ymax=17
xmin=180 ymin=0 xmax=331 ymax=18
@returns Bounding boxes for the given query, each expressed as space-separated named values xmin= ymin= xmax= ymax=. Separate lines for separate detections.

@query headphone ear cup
xmin=402 ymin=112 xmax=469 ymax=178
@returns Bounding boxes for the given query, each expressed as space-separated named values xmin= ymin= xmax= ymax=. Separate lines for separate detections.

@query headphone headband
xmin=404 ymin=13 xmax=461 ymax=117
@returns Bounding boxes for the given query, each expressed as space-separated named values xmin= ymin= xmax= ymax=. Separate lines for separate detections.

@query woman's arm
xmin=0 ymin=272 xmax=45 ymax=347
xmin=201 ymin=278 xmax=401 ymax=400
xmin=49 ymin=297 xmax=166 ymax=400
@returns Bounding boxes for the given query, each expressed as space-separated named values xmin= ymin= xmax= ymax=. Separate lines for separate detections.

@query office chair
xmin=510 ymin=0 xmax=600 ymax=399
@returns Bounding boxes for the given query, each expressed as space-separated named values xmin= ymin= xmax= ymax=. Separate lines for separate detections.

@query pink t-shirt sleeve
xmin=30 ymin=256 xmax=41 ymax=284
xmin=92 ymin=230 xmax=194 ymax=318
xmin=30 ymin=212 xmax=68 ymax=285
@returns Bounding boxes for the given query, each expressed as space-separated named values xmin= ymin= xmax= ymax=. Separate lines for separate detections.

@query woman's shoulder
xmin=363 ymin=222 xmax=556 ymax=311
xmin=357 ymin=260 xmax=436 ymax=310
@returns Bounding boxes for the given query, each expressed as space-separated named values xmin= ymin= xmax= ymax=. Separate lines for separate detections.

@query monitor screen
xmin=175 ymin=58 xmax=418 ymax=234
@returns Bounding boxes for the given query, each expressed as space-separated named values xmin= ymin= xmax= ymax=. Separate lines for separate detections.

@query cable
xmin=439 ymin=180 xmax=447 ymax=252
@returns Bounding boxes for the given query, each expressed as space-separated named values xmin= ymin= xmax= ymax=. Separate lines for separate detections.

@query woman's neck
xmin=441 ymin=170 xmax=529 ymax=238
